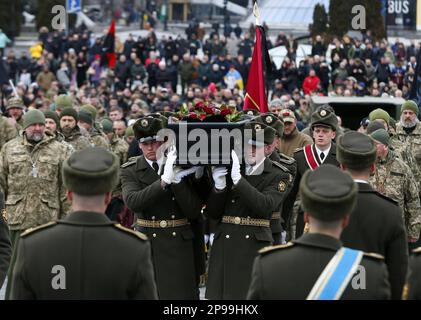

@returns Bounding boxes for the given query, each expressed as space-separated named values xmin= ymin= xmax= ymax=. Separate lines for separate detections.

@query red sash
xmin=303 ymin=144 xmax=319 ymax=171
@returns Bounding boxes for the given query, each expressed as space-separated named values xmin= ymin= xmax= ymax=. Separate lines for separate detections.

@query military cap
xmin=337 ymin=131 xmax=377 ymax=170
xmin=370 ymin=129 xmax=390 ymax=147
xmin=60 ymin=107 xmax=79 ymax=122
xmin=44 ymin=110 xmax=60 ymax=127
xmin=241 ymin=109 xmax=260 ymax=117
xmin=55 ymin=95 xmax=73 ymax=110
xmin=280 ymin=109 xmax=296 ymax=123
xmin=310 ymin=107 xmax=338 ymax=131
xmin=244 ymin=120 xmax=276 ymax=147
xmin=366 ymin=120 xmax=385 ymax=134
xmin=63 ymin=147 xmax=119 ymax=196
xmin=369 ymin=108 xmax=390 ymax=125
xmin=300 ymin=164 xmax=358 ymax=222
xmin=23 ymin=109 xmax=45 ymax=130
xmin=257 ymin=113 xmax=284 ymax=138
xmin=7 ymin=96 xmax=24 ymax=110
xmin=79 ymin=110 xmax=93 ymax=125
xmin=133 ymin=117 xmax=164 ymax=143
xmin=125 ymin=125 xmax=134 ymax=138
xmin=401 ymin=100 xmax=419 ymax=116
xmin=101 ymin=118 xmax=113 ymax=133
xmin=148 ymin=113 xmax=169 ymax=127
xmin=80 ymin=104 xmax=97 ymax=120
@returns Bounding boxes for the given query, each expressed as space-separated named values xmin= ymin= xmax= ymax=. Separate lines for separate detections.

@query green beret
xmin=7 ymin=97 xmax=24 ymax=110
xmin=369 ymin=108 xmax=390 ymax=125
xmin=63 ymin=147 xmax=119 ymax=196
xmin=366 ymin=120 xmax=385 ymax=134
xmin=401 ymin=100 xmax=419 ymax=116
xmin=55 ymin=95 xmax=73 ymax=110
xmin=337 ymin=131 xmax=377 ymax=170
xmin=244 ymin=121 xmax=276 ymax=146
xmin=300 ymin=164 xmax=358 ymax=222
xmin=125 ymin=125 xmax=134 ymax=138
xmin=79 ymin=110 xmax=93 ymax=125
xmin=60 ymin=108 xmax=79 ymax=122
xmin=257 ymin=113 xmax=284 ymax=138
xmin=133 ymin=117 xmax=164 ymax=143
xmin=23 ymin=109 xmax=45 ymax=130
xmin=310 ymin=107 xmax=338 ymax=131
xmin=370 ymin=129 xmax=390 ymax=147
xmin=80 ymin=104 xmax=97 ymax=120
xmin=43 ymin=110 xmax=59 ymax=127
xmin=101 ymin=118 xmax=114 ymax=133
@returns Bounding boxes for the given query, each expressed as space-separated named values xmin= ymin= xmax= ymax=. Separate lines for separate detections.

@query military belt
xmin=136 ymin=218 xmax=190 ymax=228
xmin=271 ymin=212 xmax=281 ymax=220
xmin=222 ymin=216 xmax=270 ymax=227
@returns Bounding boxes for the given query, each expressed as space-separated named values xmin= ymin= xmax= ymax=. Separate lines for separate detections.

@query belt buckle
xmin=160 ymin=220 xmax=168 ymax=228
xmin=234 ymin=217 xmax=241 ymax=225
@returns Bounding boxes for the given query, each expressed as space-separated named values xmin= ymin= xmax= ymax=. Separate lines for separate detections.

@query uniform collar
xmin=293 ymin=233 xmax=342 ymax=251
xmin=59 ymin=211 xmax=114 ymax=226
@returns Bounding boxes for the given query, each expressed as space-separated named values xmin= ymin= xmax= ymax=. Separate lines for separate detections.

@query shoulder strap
xmin=306 ymin=247 xmax=363 ymax=300
xmin=303 ymin=144 xmax=319 ymax=171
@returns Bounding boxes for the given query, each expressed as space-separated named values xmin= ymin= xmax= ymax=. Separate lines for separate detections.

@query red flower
xmin=188 ymin=112 xmax=198 ymax=119
xmin=220 ymin=109 xmax=232 ymax=116
xmin=203 ymin=106 xmax=215 ymax=115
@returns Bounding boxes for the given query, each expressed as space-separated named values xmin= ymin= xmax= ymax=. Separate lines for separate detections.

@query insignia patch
xmin=141 ymin=119 xmax=149 ymax=127
xmin=1 ymin=209 xmax=7 ymax=223
xmin=320 ymin=110 xmax=327 ymax=117
xmin=247 ymin=111 xmax=254 ymax=116
xmin=265 ymin=116 xmax=273 ymax=124
xmin=278 ymin=180 xmax=287 ymax=192
xmin=254 ymin=124 xmax=262 ymax=131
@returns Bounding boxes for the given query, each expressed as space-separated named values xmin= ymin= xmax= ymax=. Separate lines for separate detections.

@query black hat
xmin=311 ymin=106 xmax=338 ymax=131
xmin=133 ymin=117 xmax=164 ymax=143
xmin=366 ymin=120 xmax=385 ymax=134
xmin=300 ymin=164 xmax=358 ymax=222
xmin=244 ymin=120 xmax=276 ymax=147
xmin=63 ymin=147 xmax=119 ymax=195
xmin=78 ymin=110 xmax=93 ymax=125
xmin=44 ymin=110 xmax=60 ymax=127
xmin=257 ymin=113 xmax=284 ymax=138
xmin=336 ymin=131 xmax=377 ymax=170
xmin=60 ymin=107 xmax=79 ymax=122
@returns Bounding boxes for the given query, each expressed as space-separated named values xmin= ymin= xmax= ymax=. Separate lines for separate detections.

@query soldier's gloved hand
xmin=212 ymin=166 xmax=228 ymax=190
xmin=161 ymin=148 xmax=177 ymax=185
xmin=173 ymin=166 xmax=198 ymax=184
xmin=231 ymin=150 xmax=241 ymax=185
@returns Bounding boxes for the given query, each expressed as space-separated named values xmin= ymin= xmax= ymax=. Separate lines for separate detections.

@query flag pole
xmin=253 ymin=0 xmax=260 ymax=26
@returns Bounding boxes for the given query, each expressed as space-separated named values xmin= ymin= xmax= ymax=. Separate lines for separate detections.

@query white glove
xmin=212 ymin=166 xmax=228 ymax=190
xmin=231 ymin=150 xmax=241 ymax=185
xmin=161 ymin=148 xmax=177 ymax=185
xmin=173 ymin=166 xmax=198 ymax=184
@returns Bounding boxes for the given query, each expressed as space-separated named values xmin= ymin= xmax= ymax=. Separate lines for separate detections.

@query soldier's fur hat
xmin=336 ymin=131 xmax=377 ymax=170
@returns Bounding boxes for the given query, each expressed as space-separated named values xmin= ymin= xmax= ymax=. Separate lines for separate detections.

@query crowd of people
xmin=0 ymin=22 xmax=420 ymax=300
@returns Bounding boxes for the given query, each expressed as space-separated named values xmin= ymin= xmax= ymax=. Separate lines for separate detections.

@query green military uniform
xmin=205 ymin=121 xmax=290 ymax=300
xmin=0 ymin=191 xmax=11 ymax=288
xmin=0 ymin=115 xmax=18 ymax=151
xmin=101 ymin=119 xmax=129 ymax=165
xmin=9 ymin=147 xmax=158 ymax=299
xmin=337 ymin=130 xmax=409 ymax=300
xmin=79 ymin=105 xmax=110 ymax=150
xmin=369 ymin=129 xmax=421 ymax=241
xmin=6 ymin=97 xmax=25 ymax=132
xmin=121 ymin=117 xmax=203 ymax=299
xmin=59 ymin=108 xmax=91 ymax=151
xmin=247 ymin=165 xmax=391 ymax=300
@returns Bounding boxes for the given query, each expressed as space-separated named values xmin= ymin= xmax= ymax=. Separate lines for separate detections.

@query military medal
xmin=32 ymin=164 xmax=39 ymax=178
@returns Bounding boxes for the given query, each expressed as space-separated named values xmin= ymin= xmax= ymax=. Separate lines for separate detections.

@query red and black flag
xmin=409 ymin=47 xmax=421 ymax=112
xmin=101 ymin=19 xmax=116 ymax=69
xmin=243 ymin=1 xmax=272 ymax=113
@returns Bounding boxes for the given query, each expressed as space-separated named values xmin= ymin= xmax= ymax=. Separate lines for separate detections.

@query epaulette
xmin=270 ymin=160 xmax=290 ymax=173
xmin=363 ymin=252 xmax=385 ymax=260
xmin=412 ymin=247 xmax=421 ymax=254
xmin=278 ymin=153 xmax=296 ymax=165
xmin=293 ymin=147 xmax=303 ymax=154
xmin=258 ymin=242 xmax=294 ymax=255
xmin=121 ymin=156 xmax=140 ymax=168
xmin=374 ymin=191 xmax=399 ymax=206
xmin=113 ymin=223 xmax=148 ymax=241
xmin=21 ymin=221 xmax=57 ymax=237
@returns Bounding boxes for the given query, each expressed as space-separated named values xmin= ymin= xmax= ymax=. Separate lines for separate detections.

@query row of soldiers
xmin=0 ymin=94 xmax=421 ymax=299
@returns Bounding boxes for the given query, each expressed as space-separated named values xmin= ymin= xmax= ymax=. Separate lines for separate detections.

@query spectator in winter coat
xmin=302 ymin=69 xmax=320 ymax=95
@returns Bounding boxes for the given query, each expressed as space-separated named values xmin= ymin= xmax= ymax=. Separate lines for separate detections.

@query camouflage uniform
xmin=0 ymin=115 xmax=18 ymax=150
xmin=109 ymin=134 xmax=129 ymax=165
xmin=369 ymin=150 xmax=421 ymax=240
xmin=62 ymin=126 xmax=91 ymax=151
xmin=391 ymin=122 xmax=421 ymax=192
xmin=0 ymin=133 xmax=72 ymax=231
xmin=88 ymin=128 xmax=110 ymax=150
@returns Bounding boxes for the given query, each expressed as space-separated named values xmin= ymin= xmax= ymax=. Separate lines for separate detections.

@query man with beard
xmin=59 ymin=108 xmax=91 ymax=151
xmin=78 ymin=105 xmax=110 ymax=150
xmin=6 ymin=97 xmax=25 ymax=132
xmin=0 ymin=110 xmax=72 ymax=297
xmin=391 ymin=101 xmax=421 ymax=191
xmin=279 ymin=109 xmax=312 ymax=157
xmin=43 ymin=110 xmax=74 ymax=153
